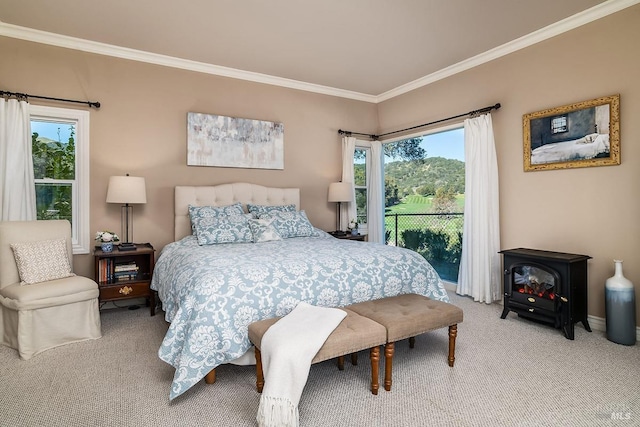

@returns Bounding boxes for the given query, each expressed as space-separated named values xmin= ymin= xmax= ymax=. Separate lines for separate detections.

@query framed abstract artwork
xmin=187 ymin=112 xmax=284 ymax=169
xmin=523 ymin=94 xmax=620 ymax=171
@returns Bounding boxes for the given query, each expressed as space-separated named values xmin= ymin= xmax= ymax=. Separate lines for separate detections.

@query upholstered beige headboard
xmin=175 ymin=182 xmax=300 ymax=241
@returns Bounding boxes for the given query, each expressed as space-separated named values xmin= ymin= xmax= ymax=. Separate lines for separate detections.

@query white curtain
xmin=367 ymin=140 xmax=384 ymax=243
xmin=0 ymin=98 xmax=36 ymax=221
xmin=456 ymin=114 xmax=501 ymax=303
xmin=340 ymin=136 xmax=356 ymax=231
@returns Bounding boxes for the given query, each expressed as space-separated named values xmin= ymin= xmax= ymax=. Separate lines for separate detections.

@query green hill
xmin=383 ymin=157 xmax=464 ymax=198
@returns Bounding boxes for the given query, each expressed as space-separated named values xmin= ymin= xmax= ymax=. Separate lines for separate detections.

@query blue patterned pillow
xmin=248 ymin=218 xmax=283 ymax=243
xmin=192 ymin=214 xmax=253 ymax=245
xmin=188 ymin=203 xmax=244 ymax=235
xmin=247 ymin=203 xmax=296 ymax=218
xmin=257 ymin=210 xmax=315 ymax=238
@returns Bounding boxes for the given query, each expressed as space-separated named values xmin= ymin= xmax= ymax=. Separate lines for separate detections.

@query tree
xmin=32 ymin=126 xmax=75 ymax=221
xmin=416 ymin=183 xmax=435 ymax=197
xmin=32 ymin=128 xmax=75 ymax=179
xmin=432 ymin=187 xmax=457 ymax=214
xmin=385 ymin=176 xmax=400 ymax=207
xmin=385 ymin=157 xmax=465 ymax=198
xmin=384 ymin=137 xmax=426 ymax=161
xmin=355 ymin=189 xmax=367 ymax=223
xmin=354 ymin=163 xmax=365 ymax=186
xmin=352 ymin=137 xmax=426 ymax=162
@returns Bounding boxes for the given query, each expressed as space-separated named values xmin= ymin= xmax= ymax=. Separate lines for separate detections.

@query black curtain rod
xmin=338 ymin=102 xmax=501 ymax=140
xmin=1 ymin=90 xmax=100 ymax=109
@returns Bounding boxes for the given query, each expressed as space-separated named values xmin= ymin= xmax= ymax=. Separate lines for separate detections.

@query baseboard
xmin=444 ymin=281 xmax=639 ymax=342
xmin=442 ymin=280 xmax=457 ymax=292
xmin=588 ymin=314 xmax=640 ymax=342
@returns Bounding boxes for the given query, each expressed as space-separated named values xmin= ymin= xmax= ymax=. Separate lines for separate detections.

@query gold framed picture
xmin=523 ymin=94 xmax=620 ymax=171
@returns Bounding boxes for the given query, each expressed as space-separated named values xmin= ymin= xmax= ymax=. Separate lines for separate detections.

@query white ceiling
xmin=0 ymin=0 xmax=635 ymax=102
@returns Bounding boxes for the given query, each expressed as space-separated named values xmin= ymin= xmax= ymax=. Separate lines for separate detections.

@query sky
xmin=421 ymin=127 xmax=464 ymax=161
xmin=382 ymin=126 xmax=465 ymax=163
xmin=31 ymin=120 xmax=74 ymax=142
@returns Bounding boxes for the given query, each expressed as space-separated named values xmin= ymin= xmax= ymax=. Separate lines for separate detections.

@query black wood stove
xmin=499 ymin=248 xmax=592 ymax=340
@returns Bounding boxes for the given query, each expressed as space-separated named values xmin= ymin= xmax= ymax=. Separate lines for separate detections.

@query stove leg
xmin=581 ymin=319 xmax=592 ymax=332
xmin=500 ymin=305 xmax=509 ymax=319
xmin=562 ymin=323 xmax=575 ymax=340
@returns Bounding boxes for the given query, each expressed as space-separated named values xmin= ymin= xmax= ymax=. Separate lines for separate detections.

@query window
xmin=353 ymin=146 xmax=369 ymax=232
xmin=30 ymin=105 xmax=90 ymax=254
xmin=551 ymin=115 xmax=567 ymax=134
xmin=383 ymin=126 xmax=464 ymax=283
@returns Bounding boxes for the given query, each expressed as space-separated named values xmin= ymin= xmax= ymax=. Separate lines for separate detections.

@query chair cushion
xmin=248 ymin=308 xmax=386 ymax=364
xmin=10 ymin=238 xmax=74 ymax=285
xmin=0 ymin=275 xmax=99 ymax=310
xmin=347 ymin=294 xmax=463 ymax=342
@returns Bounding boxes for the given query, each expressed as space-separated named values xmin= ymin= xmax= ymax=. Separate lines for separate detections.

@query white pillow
xmin=10 ymin=238 xmax=75 ymax=285
xmin=249 ymin=218 xmax=283 ymax=243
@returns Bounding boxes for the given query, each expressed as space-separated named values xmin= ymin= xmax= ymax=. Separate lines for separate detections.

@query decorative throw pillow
xmin=192 ymin=214 xmax=253 ymax=245
xmin=10 ymin=238 xmax=75 ymax=285
xmin=188 ymin=203 xmax=245 ymax=234
xmin=246 ymin=203 xmax=296 ymax=218
xmin=258 ymin=210 xmax=315 ymax=238
xmin=249 ymin=218 xmax=283 ymax=243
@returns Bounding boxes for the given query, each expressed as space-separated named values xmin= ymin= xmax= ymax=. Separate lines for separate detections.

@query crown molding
xmin=0 ymin=21 xmax=377 ymax=103
xmin=376 ymin=0 xmax=640 ymax=102
xmin=1 ymin=0 xmax=638 ymax=104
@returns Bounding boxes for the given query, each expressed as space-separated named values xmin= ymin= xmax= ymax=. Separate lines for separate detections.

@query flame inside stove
xmin=514 ymin=266 xmax=557 ymax=301
xmin=517 ymin=286 xmax=555 ymax=300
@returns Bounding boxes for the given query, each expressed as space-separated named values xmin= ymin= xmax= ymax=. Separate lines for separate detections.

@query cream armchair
xmin=0 ymin=220 xmax=101 ymax=359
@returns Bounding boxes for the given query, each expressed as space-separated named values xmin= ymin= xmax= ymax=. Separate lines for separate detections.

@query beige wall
xmin=2 ymin=5 xmax=639 ymax=325
xmin=378 ymin=5 xmax=640 ymax=324
xmin=0 ymin=37 xmax=378 ymax=277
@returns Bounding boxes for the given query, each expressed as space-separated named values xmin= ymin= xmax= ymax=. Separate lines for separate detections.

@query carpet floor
xmin=1 ymin=292 xmax=638 ymax=426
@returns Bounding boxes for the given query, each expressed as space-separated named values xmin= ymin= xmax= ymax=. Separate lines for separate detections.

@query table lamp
xmin=328 ymin=182 xmax=353 ymax=234
xmin=106 ymin=174 xmax=147 ymax=251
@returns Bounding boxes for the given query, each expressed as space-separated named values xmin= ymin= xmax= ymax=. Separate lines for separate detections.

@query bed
xmin=531 ymin=132 xmax=610 ymax=165
xmin=151 ymin=183 xmax=448 ymax=400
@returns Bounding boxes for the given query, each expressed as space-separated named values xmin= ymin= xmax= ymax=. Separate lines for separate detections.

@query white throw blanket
xmin=256 ymin=302 xmax=347 ymax=427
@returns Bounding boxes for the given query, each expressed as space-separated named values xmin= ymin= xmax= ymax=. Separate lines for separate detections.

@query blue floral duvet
xmin=151 ymin=232 xmax=448 ymax=399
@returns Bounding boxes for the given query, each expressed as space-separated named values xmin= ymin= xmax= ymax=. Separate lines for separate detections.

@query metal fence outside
xmin=385 ymin=212 xmax=463 ymax=283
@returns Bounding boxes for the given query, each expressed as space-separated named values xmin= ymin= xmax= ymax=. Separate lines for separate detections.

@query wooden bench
xmin=248 ymin=308 xmax=386 ymax=395
xmin=347 ymin=293 xmax=463 ymax=391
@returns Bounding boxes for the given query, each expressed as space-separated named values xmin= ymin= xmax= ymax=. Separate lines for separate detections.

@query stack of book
xmin=114 ymin=262 xmax=139 ymax=282
xmin=97 ymin=258 xmax=114 ymax=283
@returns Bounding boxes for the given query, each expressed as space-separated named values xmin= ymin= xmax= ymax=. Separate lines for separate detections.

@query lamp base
xmin=117 ymin=242 xmax=137 ymax=251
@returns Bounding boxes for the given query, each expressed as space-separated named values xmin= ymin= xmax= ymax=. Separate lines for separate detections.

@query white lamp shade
xmin=106 ymin=176 xmax=147 ymax=204
xmin=328 ymin=182 xmax=353 ymax=203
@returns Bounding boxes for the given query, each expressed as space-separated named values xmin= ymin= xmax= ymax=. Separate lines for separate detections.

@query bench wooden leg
xmin=384 ymin=342 xmax=394 ymax=391
xmin=370 ymin=346 xmax=380 ymax=395
xmin=409 ymin=336 xmax=415 ymax=348
xmin=448 ymin=324 xmax=457 ymax=367
xmin=204 ymin=369 xmax=216 ymax=384
xmin=337 ymin=353 xmax=358 ymax=371
xmin=255 ymin=347 xmax=264 ymax=393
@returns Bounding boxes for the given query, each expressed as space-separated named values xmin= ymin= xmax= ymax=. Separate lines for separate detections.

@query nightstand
xmin=329 ymin=232 xmax=366 ymax=242
xmin=94 ymin=243 xmax=156 ymax=316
